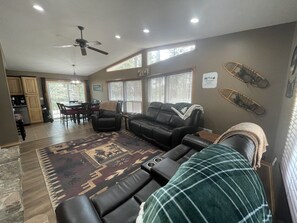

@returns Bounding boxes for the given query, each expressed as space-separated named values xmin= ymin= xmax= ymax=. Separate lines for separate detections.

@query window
xmin=46 ymin=81 xmax=86 ymax=118
xmin=148 ymin=70 xmax=193 ymax=103
xmin=281 ymin=88 xmax=297 ymax=223
xmin=107 ymin=54 xmax=142 ymax=72
xmin=108 ymin=80 xmax=142 ymax=113
xmin=147 ymin=44 xmax=195 ymax=65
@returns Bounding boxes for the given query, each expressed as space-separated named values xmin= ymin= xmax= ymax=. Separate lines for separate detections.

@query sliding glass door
xmin=46 ymin=80 xmax=86 ymax=118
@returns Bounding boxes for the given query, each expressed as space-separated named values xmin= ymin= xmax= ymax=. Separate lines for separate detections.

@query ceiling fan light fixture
xmin=143 ymin=29 xmax=150 ymax=33
xmin=190 ymin=18 xmax=199 ymax=24
xmin=33 ymin=4 xmax=44 ymax=12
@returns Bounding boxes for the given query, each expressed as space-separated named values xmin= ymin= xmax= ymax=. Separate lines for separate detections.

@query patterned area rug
xmin=36 ymin=131 xmax=162 ymax=209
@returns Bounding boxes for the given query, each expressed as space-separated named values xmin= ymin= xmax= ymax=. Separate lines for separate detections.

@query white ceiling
xmin=0 ymin=0 xmax=297 ymax=76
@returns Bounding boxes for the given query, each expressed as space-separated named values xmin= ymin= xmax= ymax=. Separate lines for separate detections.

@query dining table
xmin=62 ymin=102 xmax=84 ymax=124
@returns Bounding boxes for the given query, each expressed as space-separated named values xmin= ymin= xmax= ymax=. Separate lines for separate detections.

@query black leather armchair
xmin=91 ymin=101 xmax=122 ymax=132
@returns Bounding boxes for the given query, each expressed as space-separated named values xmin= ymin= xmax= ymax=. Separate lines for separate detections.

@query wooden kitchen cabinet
xmin=22 ymin=77 xmax=43 ymax=123
xmin=7 ymin=76 xmax=23 ymax=95
xmin=21 ymin=77 xmax=39 ymax=94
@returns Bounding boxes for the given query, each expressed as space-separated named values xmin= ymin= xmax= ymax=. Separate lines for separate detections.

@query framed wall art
xmin=93 ymin=84 xmax=103 ymax=92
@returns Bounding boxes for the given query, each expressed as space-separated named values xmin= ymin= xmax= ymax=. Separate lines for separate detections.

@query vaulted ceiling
xmin=0 ymin=0 xmax=296 ymax=76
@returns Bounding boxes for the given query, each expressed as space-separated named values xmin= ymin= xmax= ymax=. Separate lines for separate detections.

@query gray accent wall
xmin=89 ymin=23 xmax=295 ymax=158
xmin=0 ymin=43 xmax=18 ymax=146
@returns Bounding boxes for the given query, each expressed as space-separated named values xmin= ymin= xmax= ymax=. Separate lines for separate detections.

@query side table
xmin=122 ymin=113 xmax=130 ymax=130
xmin=196 ymin=130 xmax=220 ymax=143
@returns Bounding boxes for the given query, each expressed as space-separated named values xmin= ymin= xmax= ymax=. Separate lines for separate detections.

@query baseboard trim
xmin=0 ymin=141 xmax=20 ymax=148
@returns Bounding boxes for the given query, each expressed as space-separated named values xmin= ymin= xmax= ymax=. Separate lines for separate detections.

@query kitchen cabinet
xmin=21 ymin=77 xmax=39 ymax=94
xmin=21 ymin=77 xmax=43 ymax=123
xmin=7 ymin=77 xmax=23 ymax=95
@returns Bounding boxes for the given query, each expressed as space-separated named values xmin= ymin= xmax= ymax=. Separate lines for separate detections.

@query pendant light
xmin=71 ymin=64 xmax=81 ymax=84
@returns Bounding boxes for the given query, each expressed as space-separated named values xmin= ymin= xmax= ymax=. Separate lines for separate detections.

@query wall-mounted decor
xmin=285 ymin=45 xmax=297 ymax=98
xmin=138 ymin=67 xmax=150 ymax=77
xmin=224 ymin=62 xmax=269 ymax=88
xmin=93 ymin=84 xmax=103 ymax=92
xmin=202 ymin=72 xmax=218 ymax=88
xmin=219 ymin=88 xmax=265 ymax=115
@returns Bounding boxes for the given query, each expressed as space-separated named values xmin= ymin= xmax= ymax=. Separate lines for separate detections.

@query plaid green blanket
xmin=143 ymin=144 xmax=272 ymax=223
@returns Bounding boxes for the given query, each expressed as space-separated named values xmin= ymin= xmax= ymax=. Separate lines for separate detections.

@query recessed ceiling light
xmin=33 ymin=4 xmax=44 ymax=12
xmin=190 ymin=18 xmax=199 ymax=24
xmin=143 ymin=29 xmax=150 ymax=33
xmin=115 ymin=35 xmax=121 ymax=39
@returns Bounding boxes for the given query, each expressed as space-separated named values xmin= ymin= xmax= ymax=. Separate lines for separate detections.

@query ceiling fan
xmin=55 ymin=26 xmax=108 ymax=56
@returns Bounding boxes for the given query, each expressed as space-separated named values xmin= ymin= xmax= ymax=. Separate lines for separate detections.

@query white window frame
xmin=148 ymin=69 xmax=193 ymax=104
xmin=108 ymin=79 xmax=143 ymax=113
xmin=147 ymin=42 xmax=196 ymax=66
xmin=106 ymin=54 xmax=142 ymax=72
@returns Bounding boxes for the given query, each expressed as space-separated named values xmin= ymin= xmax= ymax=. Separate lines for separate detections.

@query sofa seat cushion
xmin=92 ymin=169 xmax=151 ymax=217
xmin=139 ymin=121 xmax=156 ymax=138
xmin=102 ymin=197 xmax=140 ymax=223
xmin=134 ymin=180 xmax=162 ymax=203
xmin=130 ymin=119 xmax=174 ymax=140
xmin=152 ymin=126 xmax=173 ymax=146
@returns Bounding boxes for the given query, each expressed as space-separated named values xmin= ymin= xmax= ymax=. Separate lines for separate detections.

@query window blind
xmin=281 ymin=89 xmax=297 ymax=223
xmin=148 ymin=70 xmax=193 ymax=103
xmin=108 ymin=80 xmax=142 ymax=113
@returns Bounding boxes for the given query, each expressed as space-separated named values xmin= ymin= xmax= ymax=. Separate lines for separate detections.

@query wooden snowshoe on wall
xmin=224 ymin=62 xmax=269 ymax=88
xmin=219 ymin=88 xmax=265 ymax=115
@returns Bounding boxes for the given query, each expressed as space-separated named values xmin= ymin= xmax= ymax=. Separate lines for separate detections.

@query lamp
xmin=71 ymin=64 xmax=81 ymax=84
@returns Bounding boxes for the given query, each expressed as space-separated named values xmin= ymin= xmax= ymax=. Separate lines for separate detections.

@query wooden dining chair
xmin=56 ymin=103 xmax=64 ymax=122
xmin=79 ymin=103 xmax=92 ymax=124
xmin=59 ymin=103 xmax=77 ymax=127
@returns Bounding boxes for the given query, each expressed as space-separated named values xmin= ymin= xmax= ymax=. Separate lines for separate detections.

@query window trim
xmin=146 ymin=41 xmax=196 ymax=66
xmin=106 ymin=53 xmax=143 ymax=72
xmin=107 ymin=78 xmax=143 ymax=113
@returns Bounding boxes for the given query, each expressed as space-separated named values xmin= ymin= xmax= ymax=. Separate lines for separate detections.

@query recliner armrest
xmin=171 ymin=126 xmax=197 ymax=148
xmin=55 ymin=195 xmax=103 ymax=223
xmin=151 ymin=158 xmax=180 ymax=185
xmin=182 ymin=134 xmax=212 ymax=152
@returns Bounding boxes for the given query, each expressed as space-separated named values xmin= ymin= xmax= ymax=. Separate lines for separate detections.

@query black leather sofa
xmin=91 ymin=101 xmax=122 ymax=132
xmin=129 ymin=102 xmax=203 ymax=150
xmin=55 ymin=134 xmax=255 ymax=223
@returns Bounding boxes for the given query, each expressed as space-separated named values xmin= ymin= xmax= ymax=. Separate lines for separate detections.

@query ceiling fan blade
xmin=54 ymin=44 xmax=76 ymax=48
xmin=81 ymin=47 xmax=87 ymax=56
xmin=87 ymin=46 xmax=108 ymax=55
xmin=87 ymin=41 xmax=102 ymax=46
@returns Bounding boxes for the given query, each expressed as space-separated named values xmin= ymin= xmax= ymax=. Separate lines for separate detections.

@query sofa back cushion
xmin=169 ymin=115 xmax=185 ymax=127
xmin=155 ymin=103 xmax=175 ymax=125
xmin=146 ymin=102 xmax=202 ymax=129
xmin=146 ymin=102 xmax=162 ymax=121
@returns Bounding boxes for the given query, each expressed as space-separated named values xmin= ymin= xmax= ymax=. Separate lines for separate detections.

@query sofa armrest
xmin=171 ymin=126 xmax=197 ymax=148
xmin=56 ymin=195 xmax=103 ymax=223
xmin=151 ymin=158 xmax=180 ymax=185
xmin=129 ymin=113 xmax=145 ymax=120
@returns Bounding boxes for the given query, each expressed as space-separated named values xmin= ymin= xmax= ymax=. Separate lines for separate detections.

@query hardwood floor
xmin=20 ymin=120 xmax=94 ymax=222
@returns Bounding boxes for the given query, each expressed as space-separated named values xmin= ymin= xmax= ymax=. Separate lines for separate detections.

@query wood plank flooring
xmin=20 ymin=121 xmax=94 ymax=222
